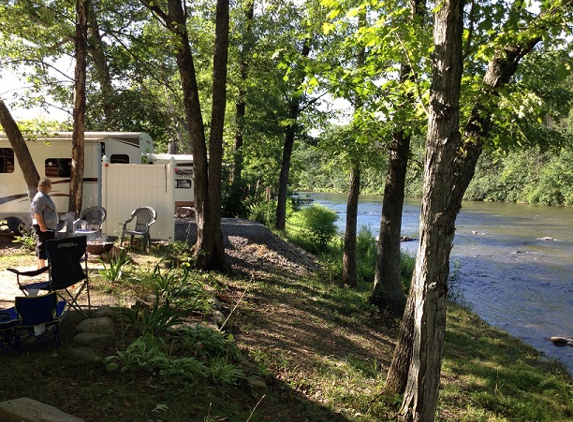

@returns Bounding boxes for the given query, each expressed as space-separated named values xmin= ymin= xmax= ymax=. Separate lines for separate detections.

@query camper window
xmin=110 ymin=154 xmax=130 ymax=164
xmin=0 ymin=148 xmax=15 ymax=173
xmin=176 ymin=179 xmax=192 ymax=189
xmin=45 ymin=158 xmax=72 ymax=178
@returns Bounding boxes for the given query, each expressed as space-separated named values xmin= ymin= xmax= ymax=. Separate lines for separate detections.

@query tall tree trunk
xmin=198 ymin=0 xmax=229 ymax=270
xmin=229 ymin=0 xmax=254 ymax=217
xmin=146 ymin=0 xmax=229 ymax=271
xmin=0 ymin=100 xmax=40 ymax=196
xmin=69 ymin=0 xmax=89 ymax=215
xmin=342 ymin=10 xmax=366 ymax=288
xmin=384 ymin=33 xmax=543 ymax=403
xmin=87 ymin=1 xmax=115 ymax=122
xmin=275 ymin=41 xmax=311 ymax=231
xmin=370 ymin=131 xmax=410 ymax=312
xmin=232 ymin=0 xmax=254 ymax=186
xmin=342 ymin=162 xmax=360 ymax=287
xmin=398 ymin=0 xmax=464 ymax=419
xmin=370 ymin=0 xmax=424 ymax=314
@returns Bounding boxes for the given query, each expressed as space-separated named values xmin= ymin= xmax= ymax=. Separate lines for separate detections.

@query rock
xmin=76 ymin=317 xmax=115 ymax=336
xmin=73 ymin=332 xmax=115 ymax=351
xmin=247 ymin=375 xmax=267 ymax=397
xmin=0 ymin=397 xmax=84 ymax=422
xmin=92 ymin=305 xmax=117 ymax=319
xmin=549 ymin=336 xmax=573 ymax=346
xmin=211 ymin=310 xmax=227 ymax=328
xmin=208 ymin=297 xmax=223 ymax=311
xmin=70 ymin=346 xmax=103 ymax=363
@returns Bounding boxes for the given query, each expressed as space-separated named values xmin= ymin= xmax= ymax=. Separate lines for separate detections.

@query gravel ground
xmin=175 ymin=218 xmax=321 ymax=276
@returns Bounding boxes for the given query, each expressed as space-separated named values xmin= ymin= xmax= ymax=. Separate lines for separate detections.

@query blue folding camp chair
xmin=0 ymin=307 xmax=21 ymax=354
xmin=15 ymin=292 xmax=67 ymax=350
xmin=8 ymin=236 xmax=91 ymax=317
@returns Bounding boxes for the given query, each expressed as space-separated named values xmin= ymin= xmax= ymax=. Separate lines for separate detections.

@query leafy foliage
xmin=12 ymin=232 xmax=35 ymax=251
xmin=125 ymin=265 xmax=211 ymax=337
xmin=98 ymin=251 xmax=130 ymax=283
xmin=288 ymin=204 xmax=338 ymax=253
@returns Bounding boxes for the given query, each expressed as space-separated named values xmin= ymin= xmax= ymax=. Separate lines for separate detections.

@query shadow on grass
xmin=0 ymin=307 xmax=352 ymax=422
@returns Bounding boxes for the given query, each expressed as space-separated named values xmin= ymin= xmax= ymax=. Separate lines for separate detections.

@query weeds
xmin=12 ymin=233 xmax=35 ymax=251
xmin=98 ymin=252 xmax=130 ymax=283
xmin=126 ymin=273 xmax=199 ymax=337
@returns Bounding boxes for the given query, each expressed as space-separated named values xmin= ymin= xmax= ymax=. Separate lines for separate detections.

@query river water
xmin=304 ymin=192 xmax=573 ymax=374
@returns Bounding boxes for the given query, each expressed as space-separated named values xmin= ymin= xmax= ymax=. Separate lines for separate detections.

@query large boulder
xmin=0 ymin=397 xmax=84 ymax=422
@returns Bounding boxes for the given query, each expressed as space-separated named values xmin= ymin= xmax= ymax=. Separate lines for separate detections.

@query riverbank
xmin=307 ymin=192 xmax=573 ymax=375
xmin=0 ymin=223 xmax=571 ymax=421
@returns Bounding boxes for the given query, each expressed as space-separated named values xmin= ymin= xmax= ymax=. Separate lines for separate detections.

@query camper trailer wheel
xmin=6 ymin=217 xmax=31 ymax=237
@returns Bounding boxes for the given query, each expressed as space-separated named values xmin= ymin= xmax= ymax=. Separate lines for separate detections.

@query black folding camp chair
xmin=15 ymin=292 xmax=67 ymax=350
xmin=8 ymin=236 xmax=91 ymax=317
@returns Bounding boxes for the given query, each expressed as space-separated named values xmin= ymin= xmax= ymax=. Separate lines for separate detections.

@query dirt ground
xmin=0 ymin=230 xmax=34 ymax=307
xmin=0 ymin=223 xmax=397 ymax=384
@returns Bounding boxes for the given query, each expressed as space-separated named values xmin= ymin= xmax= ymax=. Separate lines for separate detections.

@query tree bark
xmin=275 ymin=40 xmax=311 ymax=231
xmin=385 ymin=31 xmax=543 ymax=405
xmin=342 ymin=10 xmax=366 ymax=288
xmin=228 ymin=0 xmax=254 ymax=217
xmin=145 ymin=0 xmax=229 ymax=270
xmin=87 ymin=1 xmax=115 ymax=122
xmin=370 ymin=131 xmax=409 ymax=313
xmin=232 ymin=0 xmax=254 ymax=185
xmin=342 ymin=162 xmax=360 ymax=287
xmin=0 ymin=100 xmax=40 ymax=195
xmin=69 ymin=0 xmax=89 ymax=215
xmin=198 ymin=0 xmax=229 ymax=270
xmin=398 ymin=0 xmax=464 ymax=420
xmin=370 ymin=0 xmax=423 ymax=314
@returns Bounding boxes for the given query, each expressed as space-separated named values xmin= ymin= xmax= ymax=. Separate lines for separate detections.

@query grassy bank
xmin=0 ymin=235 xmax=571 ymax=421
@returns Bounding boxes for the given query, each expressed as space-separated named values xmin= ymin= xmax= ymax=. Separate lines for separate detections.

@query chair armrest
xmin=122 ymin=215 xmax=136 ymax=231
xmin=7 ymin=267 xmax=49 ymax=277
xmin=72 ymin=219 xmax=81 ymax=232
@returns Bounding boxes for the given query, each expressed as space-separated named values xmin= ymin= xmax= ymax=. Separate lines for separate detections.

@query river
xmin=303 ymin=192 xmax=573 ymax=374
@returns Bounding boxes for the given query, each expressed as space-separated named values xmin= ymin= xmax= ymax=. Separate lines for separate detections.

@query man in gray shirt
xmin=31 ymin=178 xmax=58 ymax=268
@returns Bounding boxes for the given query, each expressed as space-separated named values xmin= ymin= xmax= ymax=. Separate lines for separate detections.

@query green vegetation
xmin=0 ymin=235 xmax=571 ymax=421
xmin=11 ymin=232 xmax=35 ymax=251
xmin=292 ymin=137 xmax=573 ymax=207
xmin=287 ymin=204 xmax=338 ymax=253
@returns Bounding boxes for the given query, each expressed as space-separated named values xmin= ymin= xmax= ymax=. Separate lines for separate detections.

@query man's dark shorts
xmin=33 ymin=225 xmax=55 ymax=260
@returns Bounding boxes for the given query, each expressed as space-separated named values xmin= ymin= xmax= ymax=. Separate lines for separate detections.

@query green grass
xmin=0 ymin=241 xmax=571 ymax=422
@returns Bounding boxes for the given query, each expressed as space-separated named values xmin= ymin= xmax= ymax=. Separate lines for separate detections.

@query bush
xmin=400 ymin=251 xmax=416 ymax=292
xmin=248 ymin=199 xmax=277 ymax=228
xmin=290 ymin=205 xmax=338 ymax=253
xmin=356 ymin=226 xmax=377 ymax=284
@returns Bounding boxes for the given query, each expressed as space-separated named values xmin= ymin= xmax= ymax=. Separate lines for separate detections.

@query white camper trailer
xmin=0 ymin=132 xmax=153 ymax=234
xmin=146 ymin=153 xmax=195 ymax=213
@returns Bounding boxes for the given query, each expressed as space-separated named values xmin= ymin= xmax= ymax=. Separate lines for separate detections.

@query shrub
xmin=289 ymin=205 xmax=338 ymax=253
xmin=400 ymin=251 xmax=416 ymax=292
xmin=12 ymin=233 xmax=35 ymax=251
xmin=248 ymin=199 xmax=277 ymax=228
xmin=356 ymin=226 xmax=377 ymax=284
xmin=99 ymin=251 xmax=130 ymax=283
